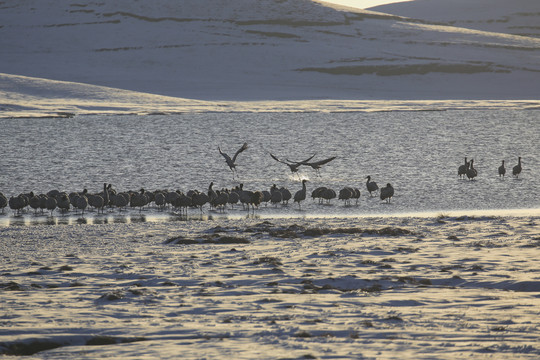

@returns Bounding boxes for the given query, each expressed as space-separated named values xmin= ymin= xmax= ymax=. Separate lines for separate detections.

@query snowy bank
xmin=1 ymin=215 xmax=539 ymax=359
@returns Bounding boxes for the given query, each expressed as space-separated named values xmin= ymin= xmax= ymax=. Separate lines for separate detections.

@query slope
xmin=0 ymin=0 xmax=539 ymax=112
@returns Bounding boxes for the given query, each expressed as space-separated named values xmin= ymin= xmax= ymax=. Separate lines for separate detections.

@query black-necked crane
xmin=130 ymin=188 xmax=147 ymax=212
xmin=269 ymin=152 xmax=315 ymax=177
xmin=298 ymin=156 xmax=336 ymax=176
xmin=512 ymin=157 xmax=522 ymax=178
xmin=57 ymin=194 xmax=70 ymax=214
xmin=270 ymin=184 xmax=282 ymax=206
xmin=339 ymin=187 xmax=353 ymax=205
xmin=9 ymin=195 xmax=26 ymax=216
xmin=45 ymin=196 xmax=57 ymax=216
xmin=76 ymin=193 xmax=88 ymax=215
xmin=311 ymin=186 xmax=327 ymax=204
xmin=280 ymin=186 xmax=292 ymax=205
xmin=207 ymin=182 xmax=217 ymax=208
xmin=154 ymin=191 xmax=166 ymax=211
xmin=102 ymin=183 xmax=110 ymax=210
xmin=351 ymin=187 xmax=361 ymax=205
xmin=219 ymin=142 xmax=248 ymax=179
xmin=380 ymin=183 xmax=394 ymax=203
xmin=466 ymin=159 xmax=478 ymax=180
xmin=366 ymin=176 xmax=379 ymax=197
xmin=498 ymin=160 xmax=506 ymax=178
xmin=192 ymin=191 xmax=209 ymax=212
xmin=29 ymin=193 xmax=41 ymax=214
xmin=115 ymin=192 xmax=129 ymax=211
xmin=321 ymin=188 xmax=336 ymax=203
xmin=227 ymin=188 xmax=240 ymax=208
xmin=458 ymin=157 xmax=468 ymax=179
xmin=294 ymin=179 xmax=308 ymax=209
xmin=0 ymin=192 xmax=8 ymax=214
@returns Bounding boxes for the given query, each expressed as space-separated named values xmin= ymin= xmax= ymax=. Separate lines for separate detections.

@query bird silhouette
xmin=29 ymin=193 xmax=41 ymax=214
xmin=294 ymin=179 xmax=308 ymax=209
xmin=498 ymin=160 xmax=506 ymax=178
xmin=154 ymin=191 xmax=166 ymax=211
xmin=207 ymin=182 xmax=217 ymax=207
xmin=321 ymin=188 xmax=336 ymax=203
xmin=9 ymin=195 xmax=27 ymax=215
xmin=458 ymin=157 xmax=468 ymax=179
xmin=290 ymin=156 xmax=336 ymax=176
xmin=380 ymin=183 xmax=394 ymax=203
xmin=102 ymin=183 xmax=110 ymax=210
xmin=311 ymin=186 xmax=327 ymax=204
xmin=57 ymin=194 xmax=71 ymax=213
xmin=339 ymin=187 xmax=353 ymax=205
xmin=512 ymin=157 xmax=522 ymax=178
xmin=214 ymin=190 xmax=229 ymax=212
xmin=219 ymin=142 xmax=248 ymax=179
xmin=249 ymin=191 xmax=264 ymax=211
xmin=466 ymin=159 xmax=478 ymax=180
xmin=366 ymin=176 xmax=379 ymax=197
xmin=192 ymin=191 xmax=210 ymax=212
xmin=45 ymin=196 xmax=57 ymax=216
xmin=227 ymin=188 xmax=240 ymax=209
xmin=279 ymin=186 xmax=292 ymax=205
xmin=88 ymin=193 xmax=104 ymax=214
xmin=115 ymin=192 xmax=129 ymax=211
xmin=130 ymin=189 xmax=148 ymax=212
xmin=270 ymin=184 xmax=283 ymax=206
xmin=351 ymin=187 xmax=361 ymax=205
xmin=269 ymin=152 xmax=315 ymax=176
xmin=76 ymin=193 xmax=88 ymax=215
xmin=0 ymin=193 xmax=7 ymax=214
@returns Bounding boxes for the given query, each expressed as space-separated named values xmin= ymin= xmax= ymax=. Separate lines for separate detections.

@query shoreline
xmin=2 ymin=73 xmax=540 ymax=119
xmin=1 ymin=207 xmax=539 ymax=228
xmin=3 ymin=99 xmax=540 ymax=119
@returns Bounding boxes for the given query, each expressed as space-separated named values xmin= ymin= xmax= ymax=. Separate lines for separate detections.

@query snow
xmin=370 ymin=0 xmax=540 ymax=36
xmin=1 ymin=0 xmax=540 ymax=118
xmin=1 ymin=215 xmax=539 ymax=358
xmin=317 ymin=1 xmax=415 ymax=10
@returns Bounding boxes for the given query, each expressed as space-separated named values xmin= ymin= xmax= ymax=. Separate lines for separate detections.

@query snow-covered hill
xmin=370 ymin=0 xmax=540 ymax=37
xmin=1 ymin=0 xmax=540 ymax=117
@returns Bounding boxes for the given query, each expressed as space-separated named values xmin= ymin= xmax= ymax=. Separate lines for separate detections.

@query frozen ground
xmin=1 ymin=0 xmax=540 ymax=118
xmin=0 ymin=215 xmax=539 ymax=359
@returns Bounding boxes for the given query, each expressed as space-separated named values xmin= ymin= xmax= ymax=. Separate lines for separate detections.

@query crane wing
xmin=306 ymin=156 xmax=336 ymax=167
xmin=287 ymin=153 xmax=316 ymax=165
xmin=218 ymin=147 xmax=232 ymax=163
xmin=270 ymin=152 xmax=287 ymax=164
xmin=232 ymin=142 xmax=248 ymax=162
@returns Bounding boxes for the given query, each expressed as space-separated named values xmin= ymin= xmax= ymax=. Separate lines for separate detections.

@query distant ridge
xmin=370 ymin=0 xmax=540 ymax=37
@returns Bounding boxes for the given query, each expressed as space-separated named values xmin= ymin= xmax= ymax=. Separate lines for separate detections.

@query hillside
xmin=1 ymin=0 xmax=540 ymax=117
xmin=370 ymin=0 xmax=540 ymax=37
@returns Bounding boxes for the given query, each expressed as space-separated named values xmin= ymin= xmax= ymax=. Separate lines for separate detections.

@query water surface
xmin=0 ymin=110 xmax=538 ymax=224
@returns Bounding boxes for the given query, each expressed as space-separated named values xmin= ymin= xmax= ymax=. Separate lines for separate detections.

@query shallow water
xmin=0 ymin=110 xmax=539 ymax=224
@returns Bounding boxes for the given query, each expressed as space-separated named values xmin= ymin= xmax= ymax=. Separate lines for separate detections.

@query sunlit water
xmin=0 ymin=110 xmax=539 ymax=225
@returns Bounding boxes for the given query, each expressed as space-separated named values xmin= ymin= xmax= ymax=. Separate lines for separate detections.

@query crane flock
xmin=0 ymin=177 xmax=389 ymax=218
xmin=458 ymin=156 xmax=523 ymax=180
xmin=0 ymin=144 xmax=526 ymax=218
